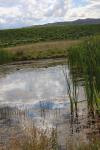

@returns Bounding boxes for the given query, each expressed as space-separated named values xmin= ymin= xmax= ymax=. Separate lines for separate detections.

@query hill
xmin=46 ymin=18 xmax=100 ymax=26
xmin=0 ymin=22 xmax=100 ymax=48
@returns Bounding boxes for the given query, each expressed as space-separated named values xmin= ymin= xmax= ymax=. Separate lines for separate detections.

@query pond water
xmin=0 ymin=63 xmax=99 ymax=150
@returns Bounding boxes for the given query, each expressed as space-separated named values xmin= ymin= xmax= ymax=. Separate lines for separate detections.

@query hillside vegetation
xmin=0 ymin=24 xmax=100 ymax=65
xmin=0 ymin=24 xmax=100 ymax=47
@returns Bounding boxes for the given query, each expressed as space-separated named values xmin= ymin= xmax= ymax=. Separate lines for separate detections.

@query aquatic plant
xmin=68 ymin=35 xmax=100 ymax=115
xmin=63 ymin=67 xmax=79 ymax=117
xmin=3 ymin=124 xmax=100 ymax=150
xmin=4 ymin=126 xmax=58 ymax=150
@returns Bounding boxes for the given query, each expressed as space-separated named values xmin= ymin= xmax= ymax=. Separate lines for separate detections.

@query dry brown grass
xmin=0 ymin=40 xmax=81 ymax=64
xmin=5 ymin=40 xmax=81 ymax=53
xmin=0 ymin=124 xmax=57 ymax=150
xmin=1 ymin=128 xmax=100 ymax=150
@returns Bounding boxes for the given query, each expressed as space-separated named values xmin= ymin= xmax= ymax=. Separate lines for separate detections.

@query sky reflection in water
xmin=0 ymin=66 xmax=68 ymax=105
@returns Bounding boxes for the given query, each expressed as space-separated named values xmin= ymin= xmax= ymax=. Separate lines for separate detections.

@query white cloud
xmin=0 ymin=0 xmax=100 ymax=29
xmin=64 ymin=0 xmax=100 ymax=20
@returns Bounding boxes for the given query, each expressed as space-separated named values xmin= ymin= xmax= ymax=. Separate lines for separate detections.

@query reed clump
xmin=5 ymin=127 xmax=58 ymax=150
xmin=3 ymin=126 xmax=100 ymax=150
xmin=68 ymin=35 xmax=100 ymax=114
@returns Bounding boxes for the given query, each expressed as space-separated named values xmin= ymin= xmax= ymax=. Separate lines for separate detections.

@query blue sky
xmin=0 ymin=0 xmax=100 ymax=29
xmin=72 ymin=0 xmax=88 ymax=7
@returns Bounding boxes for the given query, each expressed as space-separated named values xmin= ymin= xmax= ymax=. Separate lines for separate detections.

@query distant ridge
xmin=45 ymin=18 xmax=100 ymax=26
xmin=0 ymin=18 xmax=100 ymax=30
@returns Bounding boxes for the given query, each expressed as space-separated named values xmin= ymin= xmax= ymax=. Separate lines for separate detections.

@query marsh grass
xmin=5 ymin=40 xmax=79 ymax=62
xmin=0 ymin=39 xmax=79 ymax=64
xmin=3 ymin=125 xmax=100 ymax=150
xmin=4 ymin=127 xmax=58 ymax=150
xmin=0 ymin=49 xmax=14 ymax=64
xmin=68 ymin=35 xmax=100 ymax=114
xmin=66 ymin=136 xmax=100 ymax=150
xmin=0 ymin=47 xmax=68 ymax=64
xmin=64 ymin=71 xmax=79 ymax=117
xmin=6 ymin=40 xmax=80 ymax=52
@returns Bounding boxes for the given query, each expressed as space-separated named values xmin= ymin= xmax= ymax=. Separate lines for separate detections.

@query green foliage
xmin=0 ymin=49 xmax=14 ymax=64
xmin=0 ymin=24 xmax=100 ymax=48
xmin=68 ymin=35 xmax=100 ymax=113
xmin=0 ymin=48 xmax=67 ymax=65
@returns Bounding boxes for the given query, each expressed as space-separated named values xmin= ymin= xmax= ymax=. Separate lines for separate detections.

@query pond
xmin=0 ymin=61 xmax=99 ymax=150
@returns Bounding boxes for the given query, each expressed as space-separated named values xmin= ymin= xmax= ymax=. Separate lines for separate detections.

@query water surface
xmin=0 ymin=64 xmax=99 ymax=149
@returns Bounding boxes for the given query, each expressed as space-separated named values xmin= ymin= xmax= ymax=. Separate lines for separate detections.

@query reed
xmin=68 ymin=35 xmax=100 ymax=114
xmin=5 ymin=127 xmax=58 ymax=150
xmin=3 ymin=125 xmax=100 ymax=150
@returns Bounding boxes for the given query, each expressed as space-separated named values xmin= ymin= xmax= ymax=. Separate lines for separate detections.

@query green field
xmin=0 ymin=24 xmax=100 ymax=65
xmin=0 ymin=24 xmax=100 ymax=48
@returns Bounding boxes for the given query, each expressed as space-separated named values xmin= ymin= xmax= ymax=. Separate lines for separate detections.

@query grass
xmin=0 ymin=23 xmax=99 ymax=65
xmin=0 ymin=49 xmax=14 ymax=64
xmin=0 ymin=24 xmax=100 ymax=150
xmin=0 ymin=40 xmax=80 ymax=65
xmin=0 ymin=47 xmax=68 ymax=65
xmin=0 ymin=24 xmax=100 ymax=48
xmin=66 ymin=134 xmax=100 ymax=150
xmin=67 ymin=35 xmax=100 ymax=114
xmin=2 ymin=126 xmax=58 ymax=150
xmin=6 ymin=40 xmax=80 ymax=52
xmin=2 ymin=126 xmax=100 ymax=150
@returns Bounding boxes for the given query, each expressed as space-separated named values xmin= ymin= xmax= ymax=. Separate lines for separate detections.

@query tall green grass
xmin=0 ymin=49 xmax=14 ymax=64
xmin=68 ymin=35 xmax=100 ymax=114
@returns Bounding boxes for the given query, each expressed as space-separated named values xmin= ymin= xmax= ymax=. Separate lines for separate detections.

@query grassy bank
xmin=0 ymin=47 xmax=67 ymax=65
xmin=0 ymin=40 xmax=80 ymax=65
xmin=0 ymin=24 xmax=100 ymax=48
